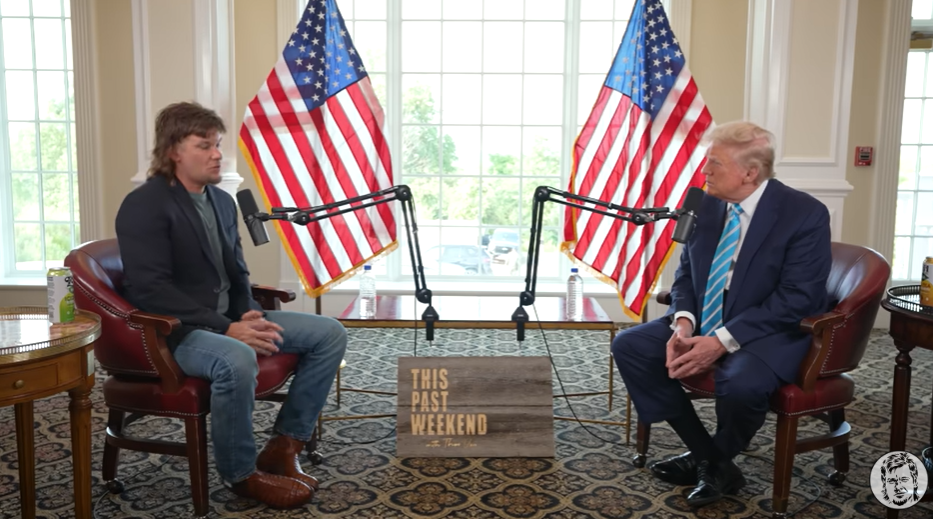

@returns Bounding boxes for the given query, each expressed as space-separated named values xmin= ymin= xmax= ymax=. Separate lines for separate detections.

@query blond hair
xmin=706 ymin=121 xmax=775 ymax=180
xmin=148 ymin=102 xmax=226 ymax=181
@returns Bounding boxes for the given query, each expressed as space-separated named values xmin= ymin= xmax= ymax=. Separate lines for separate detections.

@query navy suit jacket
xmin=667 ymin=179 xmax=832 ymax=382
xmin=115 ymin=175 xmax=262 ymax=346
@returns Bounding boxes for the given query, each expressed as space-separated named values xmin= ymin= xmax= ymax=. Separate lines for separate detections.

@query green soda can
xmin=47 ymin=267 xmax=75 ymax=323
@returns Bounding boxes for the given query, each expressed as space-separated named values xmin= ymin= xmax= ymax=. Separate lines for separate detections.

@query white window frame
xmin=0 ymin=0 xmax=77 ymax=279
xmin=289 ymin=0 xmax=679 ymax=290
xmin=893 ymin=11 xmax=933 ymax=283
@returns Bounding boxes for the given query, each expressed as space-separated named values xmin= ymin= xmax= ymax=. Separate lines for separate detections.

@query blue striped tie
xmin=700 ymin=203 xmax=743 ymax=336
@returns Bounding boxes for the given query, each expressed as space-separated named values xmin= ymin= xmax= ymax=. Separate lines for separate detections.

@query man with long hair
xmin=115 ymin=102 xmax=346 ymax=509
xmin=882 ymin=453 xmax=922 ymax=507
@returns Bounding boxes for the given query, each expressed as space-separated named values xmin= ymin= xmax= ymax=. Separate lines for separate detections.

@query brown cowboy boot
xmin=230 ymin=470 xmax=312 ymax=509
xmin=257 ymin=434 xmax=320 ymax=491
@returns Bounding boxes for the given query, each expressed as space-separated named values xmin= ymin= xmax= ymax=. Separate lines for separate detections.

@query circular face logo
xmin=871 ymin=451 xmax=928 ymax=509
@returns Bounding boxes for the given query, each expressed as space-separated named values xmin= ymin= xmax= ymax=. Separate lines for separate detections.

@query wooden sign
xmin=397 ymin=356 xmax=554 ymax=458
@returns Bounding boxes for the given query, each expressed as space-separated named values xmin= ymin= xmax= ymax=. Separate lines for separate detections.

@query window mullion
xmin=62 ymin=11 xmax=75 ymax=249
xmin=0 ymin=16 xmax=12 ymax=277
xmin=517 ymin=2 xmax=525 ymax=234
xmin=558 ymin=0 xmax=581 ymax=279
xmin=386 ymin=0 xmax=402 ymax=281
xmin=908 ymin=52 xmax=922 ymax=276
xmin=908 ymin=51 xmax=929 ymax=279
xmin=29 ymin=10 xmax=47 ymax=269
xmin=477 ymin=18 xmax=485 ymax=252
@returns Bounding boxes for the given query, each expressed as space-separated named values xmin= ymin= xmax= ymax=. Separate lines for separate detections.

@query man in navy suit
xmin=116 ymin=102 xmax=346 ymax=509
xmin=612 ymin=121 xmax=832 ymax=507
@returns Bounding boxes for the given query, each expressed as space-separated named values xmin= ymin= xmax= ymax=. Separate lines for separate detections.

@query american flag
xmin=561 ymin=0 xmax=712 ymax=320
xmin=239 ymin=0 xmax=396 ymax=297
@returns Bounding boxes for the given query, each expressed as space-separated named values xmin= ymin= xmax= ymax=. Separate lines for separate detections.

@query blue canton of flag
xmin=606 ymin=0 xmax=686 ymax=117
xmin=283 ymin=0 xmax=366 ymax=110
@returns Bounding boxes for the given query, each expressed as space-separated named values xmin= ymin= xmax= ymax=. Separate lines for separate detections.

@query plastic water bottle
xmin=359 ymin=264 xmax=376 ymax=318
xmin=567 ymin=267 xmax=583 ymax=320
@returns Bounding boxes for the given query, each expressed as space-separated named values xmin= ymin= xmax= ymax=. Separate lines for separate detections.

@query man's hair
xmin=706 ymin=121 xmax=776 ymax=181
xmin=881 ymin=452 xmax=919 ymax=502
xmin=148 ymin=102 xmax=226 ymax=181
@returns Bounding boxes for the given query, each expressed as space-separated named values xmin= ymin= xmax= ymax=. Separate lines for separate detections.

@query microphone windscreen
xmin=236 ymin=189 xmax=260 ymax=216
xmin=682 ymin=186 xmax=704 ymax=212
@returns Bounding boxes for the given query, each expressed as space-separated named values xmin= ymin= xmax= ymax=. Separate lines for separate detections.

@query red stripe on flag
xmin=358 ymin=77 xmax=385 ymax=130
xmin=338 ymin=83 xmax=395 ymax=236
xmin=264 ymin=72 xmax=364 ymax=269
xmin=574 ymin=100 xmax=639 ymax=259
xmin=650 ymin=101 xmax=710 ymax=209
xmin=345 ymin=83 xmax=396 ymax=234
xmin=577 ymin=95 xmax=632 ymax=204
xmin=587 ymin=120 xmax=651 ymax=272
xmin=616 ymin=82 xmax=702 ymax=289
xmin=318 ymin=95 xmax=383 ymax=255
xmin=574 ymin=87 xmax=614 ymax=160
xmin=247 ymin=92 xmax=345 ymax=280
xmin=302 ymin=105 xmax=369 ymax=263
xmin=564 ymin=87 xmax=614 ymax=241
xmin=238 ymin=123 xmax=320 ymax=288
xmin=629 ymin=107 xmax=713 ymax=304
xmin=613 ymin=82 xmax=700 ymax=272
xmin=604 ymin=84 xmax=696 ymax=282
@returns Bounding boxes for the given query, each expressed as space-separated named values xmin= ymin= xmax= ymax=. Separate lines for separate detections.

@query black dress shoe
xmin=648 ymin=451 xmax=697 ymax=486
xmin=686 ymin=459 xmax=747 ymax=507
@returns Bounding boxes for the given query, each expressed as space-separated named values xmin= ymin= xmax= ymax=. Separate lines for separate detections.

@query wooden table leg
xmin=929 ymin=373 xmax=933 ymax=449
xmin=15 ymin=401 xmax=35 ymax=519
xmin=888 ymin=340 xmax=914 ymax=519
xmin=70 ymin=378 xmax=94 ymax=519
xmin=608 ymin=328 xmax=616 ymax=412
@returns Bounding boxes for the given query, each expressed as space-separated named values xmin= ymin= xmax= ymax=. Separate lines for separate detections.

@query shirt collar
xmin=736 ymin=179 xmax=769 ymax=219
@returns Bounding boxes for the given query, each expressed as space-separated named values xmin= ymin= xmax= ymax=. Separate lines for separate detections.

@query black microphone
xmin=236 ymin=189 xmax=270 ymax=246
xmin=671 ymin=187 xmax=704 ymax=243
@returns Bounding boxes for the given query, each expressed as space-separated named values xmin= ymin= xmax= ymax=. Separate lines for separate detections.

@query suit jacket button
xmin=213 ymin=288 xmax=220 ymax=293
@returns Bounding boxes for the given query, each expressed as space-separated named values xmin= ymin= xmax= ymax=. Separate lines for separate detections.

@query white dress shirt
xmin=673 ymin=180 xmax=769 ymax=353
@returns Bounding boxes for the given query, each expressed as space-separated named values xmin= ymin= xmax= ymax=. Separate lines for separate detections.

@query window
xmin=331 ymin=0 xmax=636 ymax=282
xmin=896 ymin=4 xmax=933 ymax=281
xmin=0 ymin=0 xmax=76 ymax=277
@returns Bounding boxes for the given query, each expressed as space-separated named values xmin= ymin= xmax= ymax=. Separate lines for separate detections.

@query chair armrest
xmin=795 ymin=311 xmax=846 ymax=391
xmin=251 ymin=284 xmax=296 ymax=311
xmin=128 ymin=311 xmax=186 ymax=394
xmin=656 ymin=290 xmax=672 ymax=306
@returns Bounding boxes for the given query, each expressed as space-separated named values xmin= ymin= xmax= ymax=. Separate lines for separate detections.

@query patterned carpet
xmin=1 ymin=326 xmax=932 ymax=518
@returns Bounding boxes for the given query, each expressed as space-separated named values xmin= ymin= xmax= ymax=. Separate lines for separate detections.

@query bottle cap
xmin=364 ymin=264 xmax=372 ymax=271
xmin=571 ymin=267 xmax=578 ymax=273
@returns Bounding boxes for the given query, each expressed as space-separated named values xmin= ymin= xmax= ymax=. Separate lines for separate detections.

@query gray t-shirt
xmin=189 ymin=191 xmax=231 ymax=315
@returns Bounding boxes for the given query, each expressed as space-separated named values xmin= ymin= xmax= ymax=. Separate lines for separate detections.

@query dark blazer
xmin=667 ymin=179 xmax=832 ymax=382
xmin=115 ymin=175 xmax=262 ymax=345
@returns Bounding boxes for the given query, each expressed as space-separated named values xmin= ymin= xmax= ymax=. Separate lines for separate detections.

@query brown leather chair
xmin=631 ymin=242 xmax=891 ymax=518
xmin=65 ymin=239 xmax=320 ymax=517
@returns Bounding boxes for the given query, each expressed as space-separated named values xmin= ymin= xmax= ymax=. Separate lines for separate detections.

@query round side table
xmin=881 ymin=286 xmax=933 ymax=519
xmin=0 ymin=306 xmax=101 ymax=519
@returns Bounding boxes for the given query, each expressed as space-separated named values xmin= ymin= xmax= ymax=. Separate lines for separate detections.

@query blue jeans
xmin=173 ymin=311 xmax=347 ymax=484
